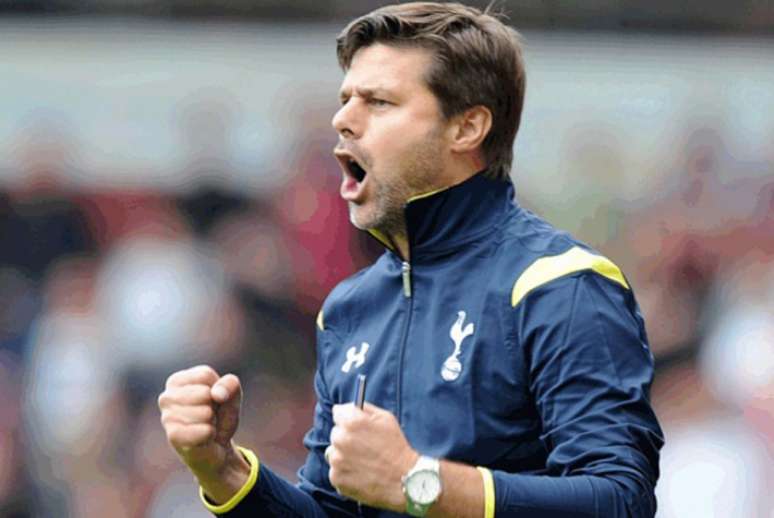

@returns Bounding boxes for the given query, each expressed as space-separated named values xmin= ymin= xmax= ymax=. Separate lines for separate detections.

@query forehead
xmin=339 ymin=43 xmax=434 ymax=95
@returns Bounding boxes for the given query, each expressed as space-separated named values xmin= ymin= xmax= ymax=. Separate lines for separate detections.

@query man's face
xmin=332 ymin=43 xmax=449 ymax=235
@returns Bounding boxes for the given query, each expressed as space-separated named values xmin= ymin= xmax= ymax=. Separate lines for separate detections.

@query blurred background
xmin=0 ymin=1 xmax=772 ymax=517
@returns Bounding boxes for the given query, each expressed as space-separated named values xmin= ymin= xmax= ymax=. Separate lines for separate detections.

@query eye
xmin=369 ymin=98 xmax=390 ymax=107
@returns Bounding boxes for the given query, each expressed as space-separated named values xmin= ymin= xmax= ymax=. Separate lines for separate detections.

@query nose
xmin=331 ymin=100 xmax=360 ymax=139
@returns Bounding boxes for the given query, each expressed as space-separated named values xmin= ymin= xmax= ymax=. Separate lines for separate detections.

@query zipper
xmin=401 ymin=261 xmax=412 ymax=298
xmin=396 ymin=260 xmax=414 ymax=424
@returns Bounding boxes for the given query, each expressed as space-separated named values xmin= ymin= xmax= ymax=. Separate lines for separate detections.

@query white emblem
xmin=441 ymin=311 xmax=475 ymax=381
xmin=341 ymin=342 xmax=370 ymax=373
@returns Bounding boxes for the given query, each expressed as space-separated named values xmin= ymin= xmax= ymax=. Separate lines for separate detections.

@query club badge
xmin=441 ymin=311 xmax=475 ymax=381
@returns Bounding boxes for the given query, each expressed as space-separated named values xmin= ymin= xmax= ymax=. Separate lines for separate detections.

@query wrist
xmin=399 ymin=448 xmax=421 ymax=479
xmin=196 ymin=444 xmax=252 ymax=504
xmin=389 ymin=448 xmax=419 ymax=512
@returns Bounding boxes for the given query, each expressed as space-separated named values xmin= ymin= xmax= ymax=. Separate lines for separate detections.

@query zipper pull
xmin=402 ymin=261 xmax=412 ymax=298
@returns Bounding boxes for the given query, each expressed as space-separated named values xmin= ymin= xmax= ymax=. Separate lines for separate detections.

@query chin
xmin=348 ymin=203 xmax=370 ymax=230
xmin=349 ymin=203 xmax=388 ymax=233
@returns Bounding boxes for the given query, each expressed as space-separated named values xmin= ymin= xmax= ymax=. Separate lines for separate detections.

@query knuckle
xmin=325 ymin=446 xmax=340 ymax=466
xmin=329 ymin=426 xmax=340 ymax=443
xmin=165 ymin=369 xmax=187 ymax=389
xmin=179 ymin=385 xmax=210 ymax=404
xmin=166 ymin=423 xmax=182 ymax=443
xmin=194 ymin=365 xmax=219 ymax=384
xmin=196 ymin=384 xmax=214 ymax=400
xmin=163 ymin=387 xmax=184 ymax=404
xmin=200 ymin=405 xmax=215 ymax=421
xmin=330 ymin=428 xmax=351 ymax=450
xmin=200 ymin=424 xmax=215 ymax=441
xmin=329 ymin=450 xmax=340 ymax=465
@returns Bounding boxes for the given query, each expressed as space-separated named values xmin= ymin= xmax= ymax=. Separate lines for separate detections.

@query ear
xmin=448 ymin=105 xmax=492 ymax=156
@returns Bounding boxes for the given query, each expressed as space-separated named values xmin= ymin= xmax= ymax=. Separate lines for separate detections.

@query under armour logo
xmin=341 ymin=342 xmax=370 ymax=373
xmin=441 ymin=311 xmax=475 ymax=381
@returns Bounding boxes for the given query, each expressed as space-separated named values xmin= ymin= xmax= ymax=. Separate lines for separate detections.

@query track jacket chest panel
xmin=319 ymin=174 xmax=541 ymax=470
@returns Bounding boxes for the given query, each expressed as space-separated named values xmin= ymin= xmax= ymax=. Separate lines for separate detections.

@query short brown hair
xmin=336 ymin=2 xmax=526 ymax=181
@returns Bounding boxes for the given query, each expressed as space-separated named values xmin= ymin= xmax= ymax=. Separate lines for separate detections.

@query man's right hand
xmin=158 ymin=365 xmax=251 ymax=504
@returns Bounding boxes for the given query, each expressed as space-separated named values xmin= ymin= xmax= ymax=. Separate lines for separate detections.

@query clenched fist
xmin=325 ymin=403 xmax=418 ymax=512
xmin=158 ymin=365 xmax=250 ymax=503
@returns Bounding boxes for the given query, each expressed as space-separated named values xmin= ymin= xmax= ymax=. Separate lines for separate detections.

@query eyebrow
xmin=339 ymin=86 xmax=393 ymax=102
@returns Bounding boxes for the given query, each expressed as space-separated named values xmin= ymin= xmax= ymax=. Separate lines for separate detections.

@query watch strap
xmin=406 ymin=499 xmax=431 ymax=517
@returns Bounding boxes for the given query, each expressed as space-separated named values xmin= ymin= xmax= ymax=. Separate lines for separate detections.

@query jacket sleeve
xmin=491 ymin=272 xmax=664 ymax=517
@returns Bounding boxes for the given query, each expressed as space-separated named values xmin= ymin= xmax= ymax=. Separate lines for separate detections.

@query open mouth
xmin=347 ymin=158 xmax=367 ymax=183
xmin=335 ymin=149 xmax=370 ymax=202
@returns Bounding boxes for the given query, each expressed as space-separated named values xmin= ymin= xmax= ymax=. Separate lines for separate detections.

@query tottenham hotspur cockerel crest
xmin=441 ymin=311 xmax=475 ymax=381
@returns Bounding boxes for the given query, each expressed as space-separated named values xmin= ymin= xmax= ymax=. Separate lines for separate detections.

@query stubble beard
xmin=349 ymin=127 xmax=445 ymax=238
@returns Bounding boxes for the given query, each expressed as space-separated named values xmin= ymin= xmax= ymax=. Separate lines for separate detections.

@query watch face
xmin=406 ymin=470 xmax=441 ymax=505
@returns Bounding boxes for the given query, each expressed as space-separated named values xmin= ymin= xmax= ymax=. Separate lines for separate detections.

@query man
xmin=158 ymin=3 xmax=664 ymax=517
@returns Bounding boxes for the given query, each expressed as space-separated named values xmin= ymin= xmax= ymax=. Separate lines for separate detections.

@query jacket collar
xmin=368 ymin=171 xmax=515 ymax=261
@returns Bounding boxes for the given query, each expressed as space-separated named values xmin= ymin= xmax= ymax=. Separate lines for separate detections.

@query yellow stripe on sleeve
xmin=199 ymin=446 xmax=260 ymax=514
xmin=477 ymin=466 xmax=496 ymax=518
xmin=511 ymin=246 xmax=629 ymax=307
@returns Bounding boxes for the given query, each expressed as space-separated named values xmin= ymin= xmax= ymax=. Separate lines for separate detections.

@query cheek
xmin=370 ymin=129 xmax=425 ymax=172
xmin=364 ymin=108 xmax=445 ymax=182
xmin=372 ymin=111 xmax=438 ymax=151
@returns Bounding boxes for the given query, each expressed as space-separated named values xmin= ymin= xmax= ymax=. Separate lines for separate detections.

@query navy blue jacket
xmin=205 ymin=172 xmax=664 ymax=517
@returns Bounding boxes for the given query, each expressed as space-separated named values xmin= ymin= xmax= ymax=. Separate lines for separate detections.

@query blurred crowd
xmin=1 ymin=76 xmax=773 ymax=518
xmin=0 ymin=108 xmax=385 ymax=517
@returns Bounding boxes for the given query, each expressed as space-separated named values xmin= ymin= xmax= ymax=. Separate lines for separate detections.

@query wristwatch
xmin=401 ymin=455 xmax=442 ymax=516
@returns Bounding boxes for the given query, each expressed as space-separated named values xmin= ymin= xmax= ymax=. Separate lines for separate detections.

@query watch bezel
xmin=403 ymin=468 xmax=442 ymax=505
xmin=402 ymin=455 xmax=443 ymax=517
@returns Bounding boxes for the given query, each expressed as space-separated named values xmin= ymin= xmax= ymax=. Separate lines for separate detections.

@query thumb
xmin=211 ymin=374 xmax=242 ymax=447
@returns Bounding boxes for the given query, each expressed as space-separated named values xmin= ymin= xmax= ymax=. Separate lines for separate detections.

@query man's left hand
xmin=326 ymin=402 xmax=419 ymax=512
